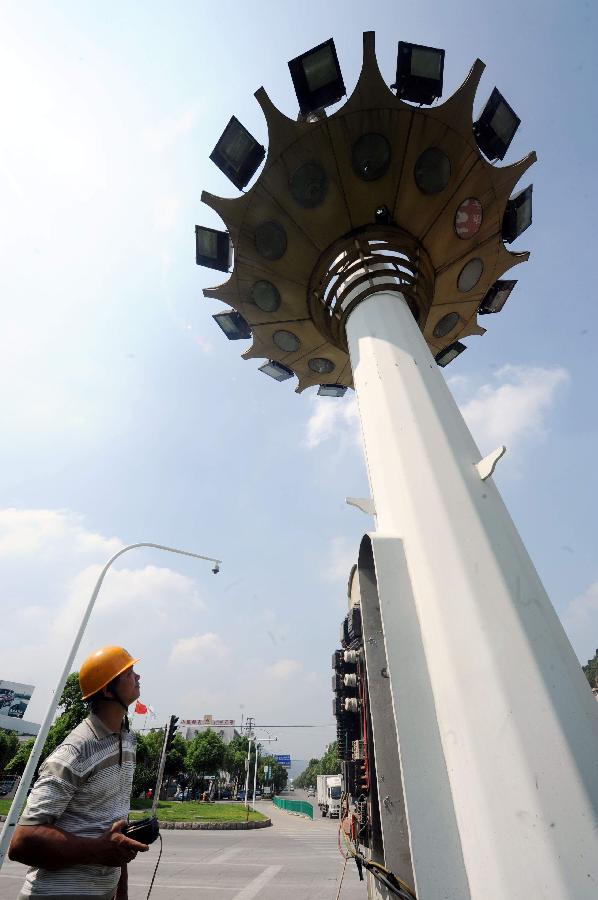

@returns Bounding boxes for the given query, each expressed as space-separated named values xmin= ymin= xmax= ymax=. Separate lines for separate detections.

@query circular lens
xmin=433 ymin=311 xmax=460 ymax=338
xmin=289 ymin=162 xmax=328 ymax=208
xmin=255 ymin=221 xmax=287 ymax=260
xmin=352 ymin=133 xmax=391 ymax=181
xmin=308 ymin=357 xmax=335 ymax=374
xmin=455 ymin=198 xmax=483 ymax=239
xmin=414 ymin=148 xmax=451 ymax=195
xmin=457 ymin=258 xmax=484 ymax=292
xmin=273 ymin=330 xmax=300 ymax=352
xmin=251 ymin=280 xmax=281 ymax=312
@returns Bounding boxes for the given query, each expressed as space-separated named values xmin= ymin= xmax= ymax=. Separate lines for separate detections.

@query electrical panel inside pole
xmin=332 ymin=605 xmax=371 ymax=846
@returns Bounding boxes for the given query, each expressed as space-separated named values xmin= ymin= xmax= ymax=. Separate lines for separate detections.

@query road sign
xmin=275 ymin=754 xmax=291 ymax=768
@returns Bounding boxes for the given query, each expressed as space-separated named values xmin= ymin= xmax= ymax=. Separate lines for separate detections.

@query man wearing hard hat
xmin=9 ymin=647 xmax=148 ymax=899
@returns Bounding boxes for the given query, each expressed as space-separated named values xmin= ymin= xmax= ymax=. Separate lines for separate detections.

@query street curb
xmin=0 ymin=815 xmax=272 ymax=831
xmin=157 ymin=818 xmax=272 ymax=830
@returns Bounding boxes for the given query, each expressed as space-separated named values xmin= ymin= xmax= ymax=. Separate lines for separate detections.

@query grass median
xmin=129 ymin=799 xmax=267 ymax=823
xmin=0 ymin=798 xmax=267 ymax=823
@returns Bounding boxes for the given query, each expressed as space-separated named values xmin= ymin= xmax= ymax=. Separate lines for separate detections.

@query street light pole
xmin=0 ymin=542 xmax=222 ymax=869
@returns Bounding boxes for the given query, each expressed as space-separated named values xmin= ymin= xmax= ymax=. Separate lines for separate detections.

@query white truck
xmin=316 ymin=774 xmax=342 ymax=818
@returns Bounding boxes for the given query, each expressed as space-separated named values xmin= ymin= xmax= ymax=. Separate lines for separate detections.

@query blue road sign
xmin=275 ymin=754 xmax=291 ymax=768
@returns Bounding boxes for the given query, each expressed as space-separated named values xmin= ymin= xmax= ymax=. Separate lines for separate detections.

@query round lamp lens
xmin=352 ymin=133 xmax=391 ymax=181
xmin=273 ymin=330 xmax=301 ymax=352
xmin=457 ymin=258 xmax=484 ymax=292
xmin=308 ymin=357 xmax=335 ymax=374
xmin=414 ymin=148 xmax=451 ymax=195
xmin=251 ymin=280 xmax=281 ymax=312
xmin=255 ymin=221 xmax=287 ymax=260
xmin=289 ymin=162 xmax=328 ymax=208
xmin=455 ymin=198 xmax=483 ymax=239
xmin=433 ymin=311 xmax=460 ymax=338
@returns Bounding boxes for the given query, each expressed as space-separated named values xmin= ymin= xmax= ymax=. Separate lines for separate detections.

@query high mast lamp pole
xmin=0 ymin=542 xmax=222 ymax=869
xmin=193 ymin=28 xmax=598 ymax=899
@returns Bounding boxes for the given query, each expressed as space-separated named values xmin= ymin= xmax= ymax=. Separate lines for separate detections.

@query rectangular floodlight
xmin=288 ymin=38 xmax=345 ymax=115
xmin=392 ymin=41 xmax=445 ymax=104
xmin=317 ymin=384 xmax=347 ymax=397
xmin=502 ymin=185 xmax=533 ymax=243
xmin=259 ymin=360 xmax=294 ymax=382
xmin=478 ymin=280 xmax=517 ymax=315
xmin=195 ymin=225 xmax=232 ymax=272
xmin=210 ymin=116 xmax=265 ymax=191
xmin=474 ymin=88 xmax=520 ymax=161
xmin=435 ymin=341 xmax=466 ymax=367
xmin=213 ymin=310 xmax=252 ymax=340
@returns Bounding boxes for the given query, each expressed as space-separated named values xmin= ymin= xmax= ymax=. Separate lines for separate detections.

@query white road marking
xmin=207 ymin=846 xmax=243 ymax=864
xmin=231 ymin=864 xmax=282 ymax=900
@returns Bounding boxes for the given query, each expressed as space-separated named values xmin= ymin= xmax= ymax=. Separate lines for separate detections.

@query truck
xmin=316 ymin=774 xmax=342 ymax=818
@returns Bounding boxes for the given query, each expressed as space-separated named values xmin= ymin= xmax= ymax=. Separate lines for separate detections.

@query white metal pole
xmin=151 ymin=722 xmax=171 ymax=817
xmin=345 ymin=290 xmax=598 ymax=900
xmin=0 ymin=542 xmax=222 ymax=869
xmin=243 ymin=738 xmax=253 ymax=808
xmin=251 ymin=742 xmax=259 ymax=807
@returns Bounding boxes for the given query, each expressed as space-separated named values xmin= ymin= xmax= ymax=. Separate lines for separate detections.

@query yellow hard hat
xmin=79 ymin=646 xmax=140 ymax=700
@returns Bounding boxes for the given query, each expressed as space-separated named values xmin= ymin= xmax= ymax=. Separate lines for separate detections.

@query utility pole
xmin=193 ymin=30 xmax=598 ymax=899
xmin=151 ymin=715 xmax=178 ymax=816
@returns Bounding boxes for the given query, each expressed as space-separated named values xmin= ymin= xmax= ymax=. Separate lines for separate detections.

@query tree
xmin=186 ymin=729 xmax=226 ymax=795
xmin=259 ymin=754 xmax=288 ymax=793
xmin=582 ymin=649 xmax=598 ymax=689
xmin=6 ymin=739 xmax=35 ymax=775
xmin=295 ymin=743 xmax=341 ymax=788
xmin=0 ymin=730 xmax=19 ymax=773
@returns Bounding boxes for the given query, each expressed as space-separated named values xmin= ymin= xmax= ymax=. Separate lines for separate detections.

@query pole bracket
xmin=476 ymin=445 xmax=506 ymax=481
xmin=346 ymin=497 xmax=376 ymax=516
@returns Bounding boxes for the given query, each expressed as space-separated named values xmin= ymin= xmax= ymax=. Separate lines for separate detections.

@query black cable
xmin=145 ymin=833 xmax=163 ymax=900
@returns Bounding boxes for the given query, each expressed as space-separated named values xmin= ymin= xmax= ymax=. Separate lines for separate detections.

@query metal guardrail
xmin=273 ymin=796 xmax=314 ymax=820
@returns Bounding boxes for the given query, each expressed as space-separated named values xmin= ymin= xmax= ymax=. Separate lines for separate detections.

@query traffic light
xmin=166 ymin=715 xmax=179 ymax=752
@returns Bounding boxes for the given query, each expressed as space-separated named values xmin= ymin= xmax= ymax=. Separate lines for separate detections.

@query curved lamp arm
xmin=0 ymin=542 xmax=222 ymax=868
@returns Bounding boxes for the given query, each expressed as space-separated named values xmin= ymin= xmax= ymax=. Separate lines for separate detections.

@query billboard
xmin=275 ymin=754 xmax=291 ymax=769
xmin=0 ymin=680 xmax=34 ymax=720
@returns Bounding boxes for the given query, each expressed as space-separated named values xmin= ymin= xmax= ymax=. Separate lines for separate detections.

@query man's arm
xmin=8 ymin=820 xmax=148 ymax=870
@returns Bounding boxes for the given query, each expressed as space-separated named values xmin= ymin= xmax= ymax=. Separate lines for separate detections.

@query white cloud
xmin=263 ymin=659 xmax=301 ymax=681
xmin=169 ymin=632 xmax=229 ymax=665
xmin=561 ymin=581 xmax=598 ymax=661
xmin=451 ymin=365 xmax=570 ymax=454
xmin=0 ymin=508 xmax=121 ymax=560
xmin=304 ymin=395 xmax=360 ymax=450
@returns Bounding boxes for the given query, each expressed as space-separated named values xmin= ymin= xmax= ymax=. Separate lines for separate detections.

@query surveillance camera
xmin=212 ymin=564 xmax=220 ymax=575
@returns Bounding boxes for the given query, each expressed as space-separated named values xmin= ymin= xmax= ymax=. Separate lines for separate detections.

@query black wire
xmin=145 ymin=833 xmax=162 ymax=900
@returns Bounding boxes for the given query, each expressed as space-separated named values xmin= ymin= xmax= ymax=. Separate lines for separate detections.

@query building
xmin=179 ymin=715 xmax=239 ymax=744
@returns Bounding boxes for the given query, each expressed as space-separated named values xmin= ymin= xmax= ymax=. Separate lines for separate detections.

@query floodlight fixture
xmin=259 ymin=360 xmax=294 ymax=382
xmin=435 ymin=341 xmax=466 ymax=367
xmin=474 ymin=88 xmax=520 ymax=161
xmin=502 ymin=185 xmax=533 ymax=243
xmin=478 ymin=280 xmax=517 ymax=315
xmin=213 ymin=310 xmax=252 ymax=340
xmin=392 ymin=41 xmax=445 ymax=105
xmin=317 ymin=384 xmax=347 ymax=397
xmin=195 ymin=225 xmax=232 ymax=272
xmin=209 ymin=116 xmax=265 ymax=190
xmin=288 ymin=38 xmax=346 ymax=115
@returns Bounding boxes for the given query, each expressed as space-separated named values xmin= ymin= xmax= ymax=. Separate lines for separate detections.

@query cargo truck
xmin=316 ymin=773 xmax=342 ymax=818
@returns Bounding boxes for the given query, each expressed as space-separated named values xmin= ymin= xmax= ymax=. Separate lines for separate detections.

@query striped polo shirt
xmin=18 ymin=713 xmax=136 ymax=899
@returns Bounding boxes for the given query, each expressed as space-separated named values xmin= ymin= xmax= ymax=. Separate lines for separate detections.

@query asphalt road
xmin=0 ymin=798 xmax=365 ymax=900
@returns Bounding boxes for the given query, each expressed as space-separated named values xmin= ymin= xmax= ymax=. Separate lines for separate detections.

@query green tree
xmin=259 ymin=755 xmax=288 ymax=793
xmin=582 ymin=649 xmax=598 ymax=689
xmin=6 ymin=739 xmax=35 ymax=775
xmin=295 ymin=743 xmax=341 ymax=788
xmin=186 ymin=729 xmax=226 ymax=794
xmin=132 ymin=729 xmax=164 ymax=797
xmin=0 ymin=730 xmax=19 ymax=773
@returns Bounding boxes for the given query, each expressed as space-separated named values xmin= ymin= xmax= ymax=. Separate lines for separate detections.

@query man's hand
xmin=91 ymin=821 xmax=148 ymax=867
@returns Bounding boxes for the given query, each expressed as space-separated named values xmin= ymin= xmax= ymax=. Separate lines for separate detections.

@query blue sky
xmin=1 ymin=0 xmax=597 ymax=760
